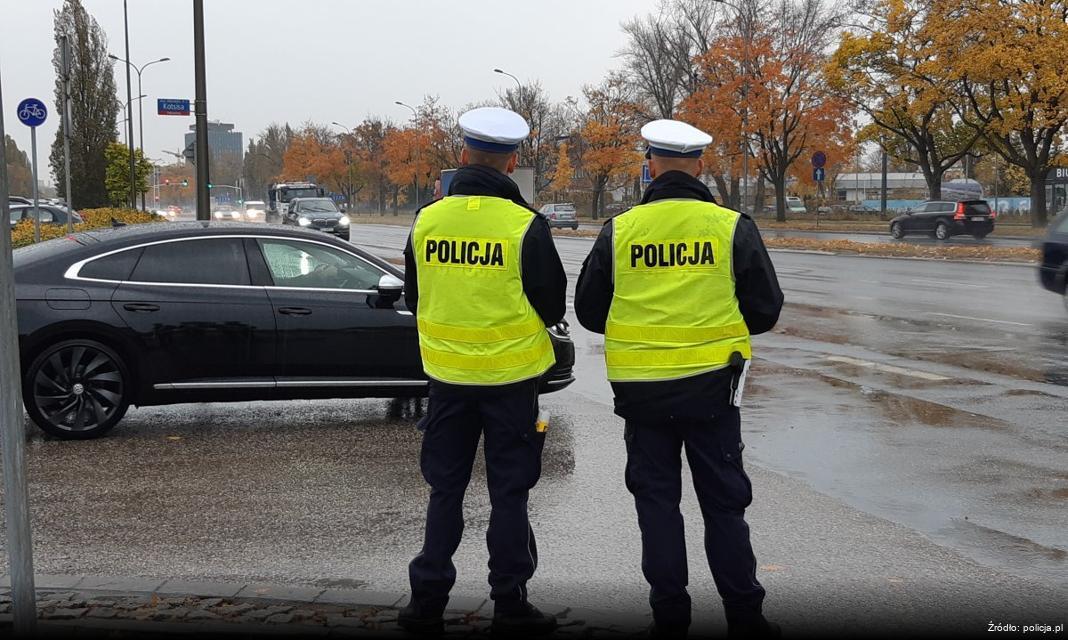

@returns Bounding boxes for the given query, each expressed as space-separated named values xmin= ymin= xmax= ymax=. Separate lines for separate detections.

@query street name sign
xmin=158 ymin=98 xmax=191 ymax=116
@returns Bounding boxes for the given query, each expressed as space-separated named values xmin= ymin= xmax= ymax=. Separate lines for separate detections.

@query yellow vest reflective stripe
xmin=417 ymin=317 xmax=545 ymax=343
xmin=413 ymin=195 xmax=554 ymax=385
xmin=605 ymin=198 xmax=752 ymax=382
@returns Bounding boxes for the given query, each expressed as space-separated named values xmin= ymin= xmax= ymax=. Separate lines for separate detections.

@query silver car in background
xmin=538 ymin=202 xmax=579 ymax=230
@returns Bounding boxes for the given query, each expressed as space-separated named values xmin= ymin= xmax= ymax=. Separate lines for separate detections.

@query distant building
xmin=184 ymin=121 xmax=243 ymax=177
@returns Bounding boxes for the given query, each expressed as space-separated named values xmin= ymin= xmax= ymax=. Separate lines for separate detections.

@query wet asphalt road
xmin=3 ymin=223 xmax=1066 ymax=633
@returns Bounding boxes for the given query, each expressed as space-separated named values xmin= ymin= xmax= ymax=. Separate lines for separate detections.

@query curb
xmin=0 ymin=574 xmax=644 ymax=637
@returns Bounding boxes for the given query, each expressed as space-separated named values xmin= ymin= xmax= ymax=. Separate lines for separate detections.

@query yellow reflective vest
xmin=412 ymin=195 xmax=555 ymax=385
xmin=605 ymin=198 xmax=752 ymax=382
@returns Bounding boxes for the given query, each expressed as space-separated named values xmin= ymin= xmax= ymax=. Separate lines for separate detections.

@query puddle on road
xmin=745 ymin=364 xmax=1068 ymax=585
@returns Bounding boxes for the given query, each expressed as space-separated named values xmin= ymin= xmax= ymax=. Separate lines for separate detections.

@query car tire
xmin=890 ymin=222 xmax=904 ymax=239
xmin=340 ymin=230 xmax=350 ymax=242
xmin=23 ymin=339 xmax=131 ymax=440
xmin=935 ymin=221 xmax=951 ymax=241
xmin=571 ymin=224 xmax=578 ymax=230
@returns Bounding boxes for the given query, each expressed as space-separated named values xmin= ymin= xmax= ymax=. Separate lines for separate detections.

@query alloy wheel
xmin=32 ymin=344 xmax=125 ymax=433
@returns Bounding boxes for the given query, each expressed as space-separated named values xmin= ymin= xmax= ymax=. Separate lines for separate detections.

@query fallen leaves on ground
xmin=762 ymin=237 xmax=1040 ymax=263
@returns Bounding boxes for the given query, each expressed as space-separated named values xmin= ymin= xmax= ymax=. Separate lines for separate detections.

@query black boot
xmin=491 ymin=601 xmax=558 ymax=636
xmin=726 ymin=615 xmax=781 ymax=639
xmin=397 ymin=601 xmax=445 ymax=636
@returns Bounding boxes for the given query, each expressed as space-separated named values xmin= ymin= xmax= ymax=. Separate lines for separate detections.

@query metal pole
xmin=741 ymin=10 xmax=750 ymax=215
xmin=193 ymin=0 xmax=210 ymax=221
xmin=994 ymin=155 xmax=1000 ymax=215
xmin=137 ymin=68 xmax=145 ymax=211
xmin=61 ymin=34 xmax=74 ymax=230
xmin=881 ymin=145 xmax=888 ymax=216
xmin=31 ymin=127 xmax=40 ymax=243
xmin=123 ymin=0 xmax=136 ymax=209
xmin=0 ymin=61 xmax=40 ymax=638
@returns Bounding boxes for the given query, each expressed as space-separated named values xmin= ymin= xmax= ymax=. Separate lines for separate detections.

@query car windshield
xmin=298 ymin=199 xmax=338 ymax=213
xmin=557 ymin=205 xmax=576 ymax=212
xmin=964 ymin=201 xmax=991 ymax=214
xmin=280 ymin=187 xmax=319 ymax=201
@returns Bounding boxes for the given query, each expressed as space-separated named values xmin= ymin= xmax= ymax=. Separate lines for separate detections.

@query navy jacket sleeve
xmin=732 ymin=216 xmax=783 ymax=335
xmin=574 ymin=222 xmax=614 ymax=335
xmin=521 ymin=215 xmax=567 ymax=327
xmin=403 ymin=229 xmax=419 ymax=313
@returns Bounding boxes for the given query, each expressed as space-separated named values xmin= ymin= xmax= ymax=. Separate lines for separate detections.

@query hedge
xmin=10 ymin=207 xmax=162 ymax=249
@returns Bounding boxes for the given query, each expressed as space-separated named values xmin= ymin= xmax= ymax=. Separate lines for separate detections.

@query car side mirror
xmin=373 ymin=274 xmax=404 ymax=307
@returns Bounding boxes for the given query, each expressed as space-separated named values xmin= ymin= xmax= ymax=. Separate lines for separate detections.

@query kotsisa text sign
xmin=157 ymin=99 xmax=190 ymax=116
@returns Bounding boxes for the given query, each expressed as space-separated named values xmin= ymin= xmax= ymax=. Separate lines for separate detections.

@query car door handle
xmin=278 ymin=307 xmax=312 ymax=316
xmin=122 ymin=303 xmax=160 ymax=312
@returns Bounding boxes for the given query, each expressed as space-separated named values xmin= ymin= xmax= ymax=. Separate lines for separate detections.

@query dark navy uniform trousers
xmin=408 ymin=380 xmax=544 ymax=615
xmin=624 ymin=399 xmax=766 ymax=628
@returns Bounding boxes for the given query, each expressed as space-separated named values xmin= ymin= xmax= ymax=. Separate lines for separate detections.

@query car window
xmin=130 ymin=238 xmax=250 ymax=285
xmin=79 ymin=248 xmax=144 ymax=281
xmin=258 ymin=238 xmax=383 ymax=290
xmin=964 ymin=201 xmax=991 ymax=215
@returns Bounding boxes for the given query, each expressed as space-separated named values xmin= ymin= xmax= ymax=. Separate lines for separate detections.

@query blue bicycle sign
xmin=17 ymin=98 xmax=47 ymax=127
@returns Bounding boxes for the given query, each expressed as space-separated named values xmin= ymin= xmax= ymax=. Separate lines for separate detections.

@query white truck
xmin=267 ymin=182 xmax=326 ymax=221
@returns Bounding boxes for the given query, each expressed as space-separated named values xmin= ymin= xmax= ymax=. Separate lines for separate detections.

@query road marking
xmin=825 ymin=356 xmax=951 ymax=381
xmin=910 ymin=278 xmax=987 ymax=289
xmin=928 ymin=312 xmax=1033 ymax=327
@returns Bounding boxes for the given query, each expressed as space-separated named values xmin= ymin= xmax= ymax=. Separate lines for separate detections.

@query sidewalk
xmin=0 ymin=575 xmax=645 ymax=637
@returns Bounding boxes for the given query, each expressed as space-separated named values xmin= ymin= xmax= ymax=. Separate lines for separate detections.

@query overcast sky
xmin=2 ymin=0 xmax=654 ymax=184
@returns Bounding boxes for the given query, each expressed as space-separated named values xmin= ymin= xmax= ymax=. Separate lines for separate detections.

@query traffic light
xmin=164 ymin=179 xmax=170 ymax=186
xmin=207 ymin=183 xmax=213 ymax=189
xmin=181 ymin=179 xmax=189 ymax=187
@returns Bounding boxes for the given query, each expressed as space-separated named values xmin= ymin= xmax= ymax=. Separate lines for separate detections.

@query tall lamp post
xmin=713 ymin=0 xmax=751 ymax=214
xmin=110 ymin=54 xmax=170 ymax=211
xmin=395 ymin=101 xmax=420 ymax=209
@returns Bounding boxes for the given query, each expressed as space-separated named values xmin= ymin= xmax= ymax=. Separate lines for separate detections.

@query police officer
xmin=575 ymin=120 xmax=784 ymax=639
xmin=398 ymin=107 xmax=566 ymax=636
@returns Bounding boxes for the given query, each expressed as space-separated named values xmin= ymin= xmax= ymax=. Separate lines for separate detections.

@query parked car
xmin=1039 ymin=210 xmax=1068 ymax=311
xmin=8 ymin=204 xmax=83 ymax=229
xmin=13 ymin=223 xmax=575 ymax=439
xmin=763 ymin=197 xmax=807 ymax=215
xmin=9 ymin=196 xmax=32 ymax=206
xmin=283 ymin=197 xmax=351 ymax=241
xmin=538 ymin=203 xmax=579 ymax=230
xmin=243 ymin=200 xmax=267 ymax=222
xmin=889 ymin=200 xmax=995 ymax=240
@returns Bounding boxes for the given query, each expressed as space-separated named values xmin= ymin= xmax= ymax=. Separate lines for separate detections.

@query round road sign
xmin=16 ymin=98 xmax=47 ymax=128
xmin=811 ymin=151 xmax=826 ymax=168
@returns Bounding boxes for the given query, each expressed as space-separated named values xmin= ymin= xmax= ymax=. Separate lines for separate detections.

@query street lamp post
xmin=110 ymin=54 xmax=170 ymax=211
xmin=395 ymin=101 xmax=420 ymax=210
xmin=494 ymin=68 xmax=541 ymax=200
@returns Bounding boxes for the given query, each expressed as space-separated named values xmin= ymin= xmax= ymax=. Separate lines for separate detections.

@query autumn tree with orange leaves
xmin=280 ymin=127 xmax=349 ymax=199
xmin=684 ymin=0 xmax=849 ymax=221
xmin=579 ymin=73 xmax=643 ymax=219
xmin=382 ymin=127 xmax=435 ymax=211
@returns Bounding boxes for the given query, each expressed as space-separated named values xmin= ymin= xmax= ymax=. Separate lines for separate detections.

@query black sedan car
xmin=889 ymin=200 xmax=995 ymax=240
xmin=14 ymin=223 xmax=575 ymax=439
xmin=1039 ymin=210 xmax=1068 ymax=310
xmin=281 ymin=197 xmax=350 ymax=241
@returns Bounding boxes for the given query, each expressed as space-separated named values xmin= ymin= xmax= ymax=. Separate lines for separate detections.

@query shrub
xmin=10 ymin=207 xmax=162 ymax=249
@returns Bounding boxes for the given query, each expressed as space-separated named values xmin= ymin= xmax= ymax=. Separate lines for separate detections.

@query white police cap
xmin=641 ymin=119 xmax=713 ymax=158
xmin=458 ymin=107 xmax=530 ymax=153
